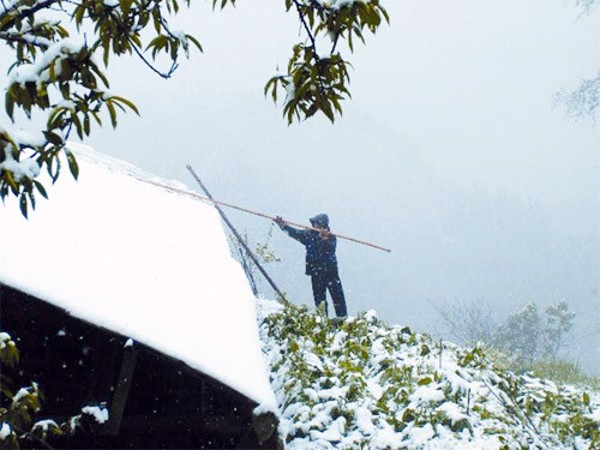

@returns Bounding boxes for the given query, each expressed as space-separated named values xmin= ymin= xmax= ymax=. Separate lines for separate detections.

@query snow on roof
xmin=0 ymin=143 xmax=276 ymax=410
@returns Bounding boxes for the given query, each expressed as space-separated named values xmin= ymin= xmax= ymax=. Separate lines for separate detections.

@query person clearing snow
xmin=274 ymin=213 xmax=347 ymax=318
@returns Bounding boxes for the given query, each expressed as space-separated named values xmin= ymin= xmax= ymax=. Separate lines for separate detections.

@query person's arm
xmin=274 ymin=216 xmax=309 ymax=245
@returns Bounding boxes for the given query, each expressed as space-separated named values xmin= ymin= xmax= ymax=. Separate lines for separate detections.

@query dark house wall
xmin=0 ymin=283 xmax=278 ymax=449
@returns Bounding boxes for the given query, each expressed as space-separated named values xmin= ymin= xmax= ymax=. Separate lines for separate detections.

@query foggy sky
xmin=2 ymin=1 xmax=600 ymax=371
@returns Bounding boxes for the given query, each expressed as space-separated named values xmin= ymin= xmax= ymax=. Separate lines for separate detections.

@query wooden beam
xmin=105 ymin=340 xmax=138 ymax=435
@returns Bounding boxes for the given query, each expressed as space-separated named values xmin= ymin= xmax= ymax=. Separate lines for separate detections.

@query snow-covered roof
xmin=0 ymin=143 xmax=276 ymax=410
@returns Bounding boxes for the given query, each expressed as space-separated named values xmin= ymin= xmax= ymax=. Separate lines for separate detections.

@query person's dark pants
xmin=310 ymin=268 xmax=347 ymax=317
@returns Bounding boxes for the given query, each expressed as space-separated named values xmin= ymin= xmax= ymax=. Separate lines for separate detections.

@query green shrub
xmin=523 ymin=359 xmax=600 ymax=390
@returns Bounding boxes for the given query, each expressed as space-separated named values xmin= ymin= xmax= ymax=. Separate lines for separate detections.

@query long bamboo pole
xmin=185 ymin=165 xmax=391 ymax=254
xmin=186 ymin=165 xmax=287 ymax=300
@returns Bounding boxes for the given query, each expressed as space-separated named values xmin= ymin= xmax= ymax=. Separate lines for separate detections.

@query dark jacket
xmin=280 ymin=214 xmax=338 ymax=276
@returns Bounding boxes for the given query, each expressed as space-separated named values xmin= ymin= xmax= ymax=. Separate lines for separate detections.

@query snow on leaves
xmin=1 ymin=0 xmax=387 ymax=217
xmin=0 ymin=330 xmax=110 ymax=448
xmin=265 ymin=0 xmax=388 ymax=124
xmin=257 ymin=299 xmax=600 ymax=449
xmin=0 ymin=331 xmax=46 ymax=448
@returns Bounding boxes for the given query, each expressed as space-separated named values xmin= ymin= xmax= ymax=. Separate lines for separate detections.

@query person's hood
xmin=309 ymin=213 xmax=329 ymax=227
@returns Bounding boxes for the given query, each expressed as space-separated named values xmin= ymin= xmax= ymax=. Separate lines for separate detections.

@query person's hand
xmin=318 ymin=229 xmax=331 ymax=240
xmin=274 ymin=216 xmax=284 ymax=226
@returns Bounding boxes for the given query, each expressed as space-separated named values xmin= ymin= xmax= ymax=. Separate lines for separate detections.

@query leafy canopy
xmin=0 ymin=0 xmax=388 ymax=216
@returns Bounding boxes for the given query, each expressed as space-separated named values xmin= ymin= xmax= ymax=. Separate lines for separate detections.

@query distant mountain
xmin=257 ymin=299 xmax=600 ymax=449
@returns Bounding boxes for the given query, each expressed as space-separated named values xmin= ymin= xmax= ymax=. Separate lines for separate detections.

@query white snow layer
xmin=0 ymin=423 xmax=12 ymax=440
xmin=81 ymin=406 xmax=109 ymax=424
xmin=0 ymin=143 xmax=276 ymax=410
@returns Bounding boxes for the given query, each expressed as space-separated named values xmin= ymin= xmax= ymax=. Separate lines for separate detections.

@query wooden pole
xmin=185 ymin=165 xmax=391 ymax=253
xmin=186 ymin=165 xmax=286 ymax=301
xmin=106 ymin=341 xmax=138 ymax=436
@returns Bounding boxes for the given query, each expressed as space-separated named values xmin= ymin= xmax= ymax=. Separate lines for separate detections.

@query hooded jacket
xmin=280 ymin=214 xmax=338 ymax=276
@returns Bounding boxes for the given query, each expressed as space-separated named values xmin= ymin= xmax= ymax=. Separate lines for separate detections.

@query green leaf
xmin=19 ymin=194 xmax=28 ymax=218
xmin=48 ymin=157 xmax=61 ymax=183
xmin=120 ymin=0 xmax=134 ymax=16
xmin=73 ymin=5 xmax=86 ymax=25
xmin=5 ymin=92 xmax=15 ymax=120
xmin=65 ymin=150 xmax=79 ymax=179
xmin=321 ymin=100 xmax=335 ymax=123
xmin=147 ymin=35 xmax=168 ymax=58
xmin=83 ymin=114 xmax=91 ymax=135
xmin=89 ymin=61 xmax=110 ymax=87
xmin=33 ymin=180 xmax=48 ymax=199
xmin=103 ymin=38 xmax=111 ymax=66
xmin=152 ymin=9 xmax=162 ymax=33
xmin=5 ymin=171 xmax=19 ymax=194
xmin=28 ymin=190 xmax=36 ymax=210
xmin=106 ymin=101 xmax=117 ymax=127
xmin=417 ymin=376 xmax=432 ymax=386
xmin=71 ymin=112 xmax=84 ymax=139
xmin=186 ymin=35 xmax=203 ymax=53
xmin=583 ymin=391 xmax=590 ymax=405
xmin=110 ymin=95 xmax=139 ymax=115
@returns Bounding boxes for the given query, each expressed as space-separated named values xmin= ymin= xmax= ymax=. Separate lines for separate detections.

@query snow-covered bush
xmin=0 ymin=331 xmax=61 ymax=448
xmin=258 ymin=299 xmax=600 ymax=449
xmin=0 ymin=330 xmax=109 ymax=448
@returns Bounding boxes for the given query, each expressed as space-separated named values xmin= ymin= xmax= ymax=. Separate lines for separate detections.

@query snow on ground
xmin=0 ymin=143 xmax=276 ymax=410
xmin=257 ymin=298 xmax=600 ymax=449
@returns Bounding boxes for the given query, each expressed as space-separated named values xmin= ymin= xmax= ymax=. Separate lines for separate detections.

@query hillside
xmin=257 ymin=299 xmax=600 ymax=450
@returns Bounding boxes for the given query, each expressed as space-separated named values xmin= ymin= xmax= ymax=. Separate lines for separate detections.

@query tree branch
xmin=128 ymin=36 xmax=178 ymax=79
xmin=0 ymin=30 xmax=50 ymax=48
xmin=293 ymin=0 xmax=318 ymax=59
xmin=330 ymin=32 xmax=339 ymax=54
xmin=0 ymin=0 xmax=62 ymax=29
